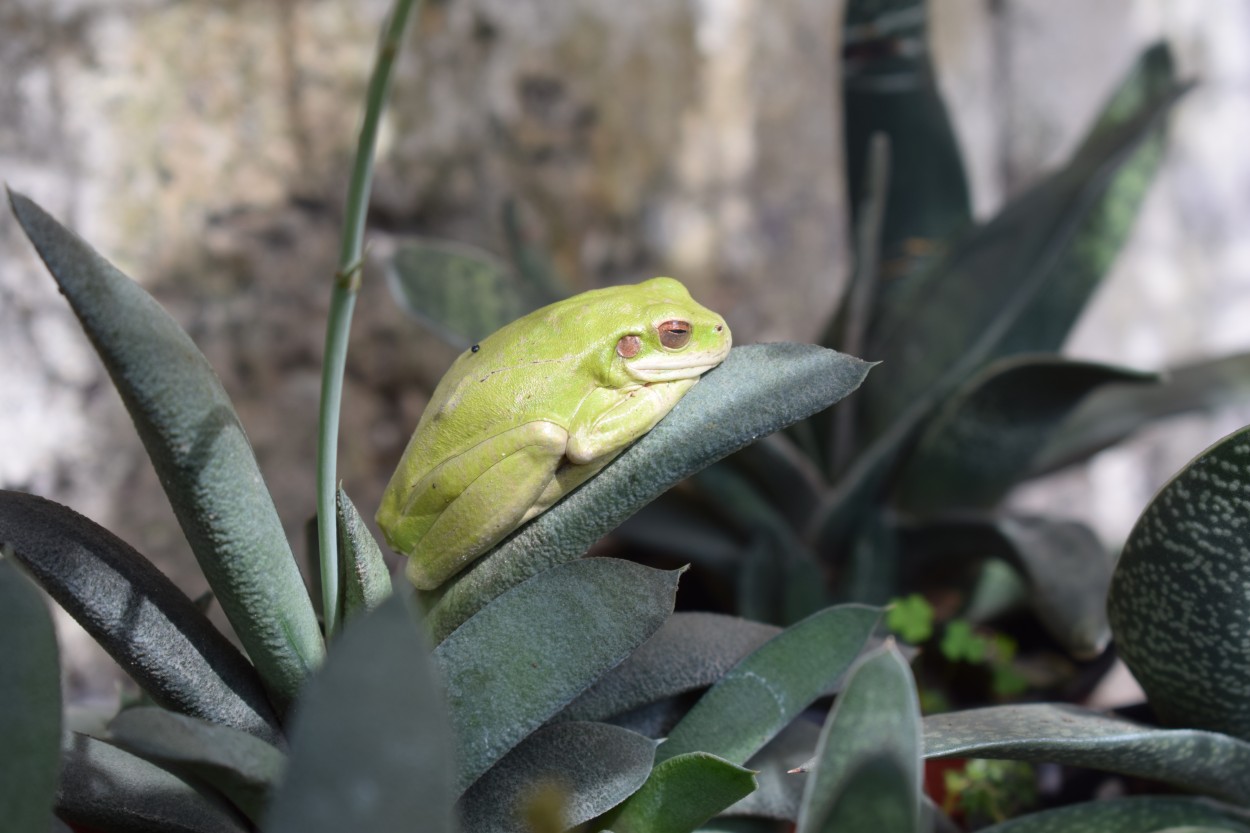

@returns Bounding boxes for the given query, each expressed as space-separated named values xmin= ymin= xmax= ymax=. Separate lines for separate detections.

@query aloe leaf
xmin=893 ymin=356 xmax=1155 ymax=513
xmin=422 ymin=344 xmax=873 ymax=641
xmin=559 ymin=613 xmax=780 ymax=723
xmin=924 ymin=703 xmax=1250 ymax=805
xmin=9 ymin=190 xmax=324 ymax=713
xmin=108 ymin=708 xmax=284 ymax=823
xmin=658 ymin=604 xmax=882 ymax=765
xmin=1032 ymin=351 xmax=1250 ymax=474
xmin=459 ymin=722 xmax=656 ymax=833
xmin=973 ymin=797 xmax=1250 ymax=833
xmin=858 ymin=46 xmax=1184 ymax=444
xmin=1108 ymin=424 xmax=1250 ymax=740
xmin=58 ymin=731 xmax=248 ymax=833
xmin=263 ymin=592 xmax=454 ymax=833
xmin=435 ymin=558 xmax=680 ymax=793
xmin=0 ymin=554 xmax=61 ymax=833
xmin=336 ymin=486 xmax=392 ymax=620
xmin=0 ymin=491 xmax=282 ymax=743
xmin=798 ymin=644 xmax=921 ymax=833
xmin=604 ymin=752 xmax=758 ymax=833
xmin=378 ymin=235 xmax=551 ymax=348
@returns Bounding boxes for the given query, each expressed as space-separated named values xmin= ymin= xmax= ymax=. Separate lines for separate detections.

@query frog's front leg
xmin=567 ymin=378 xmax=697 ymax=463
xmin=385 ymin=422 xmax=569 ymax=589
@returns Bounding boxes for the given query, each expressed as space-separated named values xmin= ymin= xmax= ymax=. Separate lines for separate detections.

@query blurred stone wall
xmin=3 ymin=0 xmax=1249 ymax=705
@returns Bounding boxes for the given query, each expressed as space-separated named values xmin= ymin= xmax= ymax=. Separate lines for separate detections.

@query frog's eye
xmin=617 ymin=335 xmax=642 ymax=358
xmin=657 ymin=320 xmax=692 ymax=349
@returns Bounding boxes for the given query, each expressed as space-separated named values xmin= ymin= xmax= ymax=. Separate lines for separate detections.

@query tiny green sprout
xmin=887 ymin=593 xmax=934 ymax=643
xmin=940 ymin=619 xmax=988 ymax=663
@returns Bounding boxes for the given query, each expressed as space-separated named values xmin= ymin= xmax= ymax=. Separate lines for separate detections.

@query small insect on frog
xmin=376 ymin=276 xmax=732 ymax=589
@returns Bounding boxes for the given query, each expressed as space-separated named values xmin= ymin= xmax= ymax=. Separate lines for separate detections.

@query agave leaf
xmin=0 ymin=491 xmax=282 ymax=743
xmin=435 ymin=558 xmax=680 ymax=793
xmin=797 ymin=645 xmax=922 ymax=833
xmin=858 ymin=46 xmax=1184 ymax=444
xmin=108 ymin=708 xmax=285 ymax=824
xmin=558 ymin=613 xmax=781 ymax=723
xmin=726 ymin=718 xmax=821 ymax=821
xmin=614 ymin=493 xmax=746 ymax=577
xmin=0 ymin=554 xmax=61 ymax=833
xmin=658 ymin=605 xmax=882 ymax=765
xmin=924 ymin=703 xmax=1250 ymax=805
xmin=1108 ymin=424 xmax=1250 ymax=740
xmin=603 ymin=752 xmax=758 ymax=833
xmin=9 ymin=190 xmax=323 ymax=713
xmin=263 ymin=592 xmax=454 ymax=833
xmin=973 ymin=797 xmax=1250 ymax=833
xmin=893 ymin=356 xmax=1155 ymax=513
xmin=1032 ymin=351 xmax=1250 ymax=474
xmin=422 ymin=344 xmax=873 ymax=642
xmin=377 ymin=235 xmax=552 ymax=348
xmin=336 ymin=486 xmax=392 ymax=621
xmin=459 ymin=722 xmax=656 ymax=833
xmin=725 ymin=434 xmax=826 ymax=529
xmin=58 ymin=731 xmax=248 ymax=833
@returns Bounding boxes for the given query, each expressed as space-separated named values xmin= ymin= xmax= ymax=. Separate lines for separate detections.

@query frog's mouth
xmin=627 ymin=342 xmax=732 ymax=383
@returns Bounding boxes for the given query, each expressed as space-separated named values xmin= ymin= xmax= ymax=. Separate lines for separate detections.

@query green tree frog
xmin=377 ymin=277 xmax=732 ymax=589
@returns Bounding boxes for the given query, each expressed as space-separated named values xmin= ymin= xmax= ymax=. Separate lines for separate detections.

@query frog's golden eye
xmin=658 ymin=320 xmax=692 ymax=349
xmin=617 ymin=334 xmax=642 ymax=358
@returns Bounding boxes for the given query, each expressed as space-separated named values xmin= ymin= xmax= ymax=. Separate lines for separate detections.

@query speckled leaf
xmin=0 ymin=555 xmax=61 ymax=833
xmin=798 ymin=645 xmax=921 ymax=833
xmin=973 ymin=797 xmax=1250 ymax=833
xmin=894 ymin=356 xmax=1155 ymax=513
xmin=379 ymin=235 xmax=551 ymax=348
xmin=108 ymin=708 xmax=284 ymax=823
xmin=658 ymin=605 xmax=882 ymax=765
xmin=558 ymin=613 xmax=780 ymax=723
xmin=422 ymin=344 xmax=873 ymax=642
xmin=1108 ymin=424 xmax=1250 ymax=740
xmin=605 ymin=752 xmax=758 ymax=833
xmin=263 ymin=592 xmax=454 ymax=833
xmin=924 ymin=703 xmax=1250 ymax=805
xmin=0 ymin=491 xmax=282 ymax=743
xmin=1033 ymin=351 xmax=1250 ymax=475
xmin=857 ymin=46 xmax=1183 ymax=444
xmin=57 ymin=732 xmax=249 ymax=833
xmin=459 ymin=722 xmax=656 ymax=833
xmin=336 ymin=487 xmax=392 ymax=620
xmin=435 ymin=558 xmax=680 ymax=793
xmin=9 ymin=191 xmax=324 ymax=713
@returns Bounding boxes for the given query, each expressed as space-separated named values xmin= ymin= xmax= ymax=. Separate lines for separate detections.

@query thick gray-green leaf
xmin=57 ymin=731 xmax=248 ymax=833
xmin=435 ymin=558 xmax=680 ymax=793
xmin=336 ymin=486 xmax=392 ymax=621
xmin=604 ymin=752 xmax=758 ymax=833
xmin=378 ymin=235 xmax=550 ymax=348
xmin=1032 ymin=351 xmax=1250 ymax=474
xmin=1108 ymin=424 xmax=1250 ymax=741
xmin=858 ymin=46 xmax=1183 ymax=444
xmin=0 ymin=554 xmax=61 ymax=833
xmin=726 ymin=717 xmax=821 ymax=821
xmin=658 ymin=604 xmax=882 ymax=765
xmin=559 ymin=613 xmax=780 ymax=723
xmin=899 ymin=514 xmax=1113 ymax=658
xmin=894 ymin=356 xmax=1155 ymax=513
xmin=263 ymin=592 xmax=454 ymax=833
xmin=422 ymin=344 xmax=873 ymax=642
xmin=798 ymin=645 xmax=921 ymax=833
xmin=459 ymin=722 xmax=656 ymax=833
xmin=0 ymin=491 xmax=282 ymax=743
xmin=108 ymin=708 xmax=284 ymax=823
xmin=974 ymin=797 xmax=1250 ymax=833
xmin=9 ymin=190 xmax=323 ymax=713
xmin=924 ymin=703 xmax=1250 ymax=805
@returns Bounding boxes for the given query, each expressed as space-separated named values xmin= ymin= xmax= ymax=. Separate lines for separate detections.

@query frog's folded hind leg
xmin=400 ymin=421 xmax=568 ymax=590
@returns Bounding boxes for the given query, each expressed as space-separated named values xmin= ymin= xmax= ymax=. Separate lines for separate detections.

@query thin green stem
xmin=317 ymin=0 xmax=420 ymax=638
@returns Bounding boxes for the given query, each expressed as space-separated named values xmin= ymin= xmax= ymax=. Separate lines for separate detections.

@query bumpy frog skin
xmin=376 ymin=277 xmax=732 ymax=589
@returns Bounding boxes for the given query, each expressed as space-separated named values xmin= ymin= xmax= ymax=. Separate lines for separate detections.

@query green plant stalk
xmin=317 ymin=0 xmax=419 ymax=637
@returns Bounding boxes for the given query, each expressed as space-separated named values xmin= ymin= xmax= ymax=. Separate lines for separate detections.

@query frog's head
xmin=613 ymin=277 xmax=732 ymax=383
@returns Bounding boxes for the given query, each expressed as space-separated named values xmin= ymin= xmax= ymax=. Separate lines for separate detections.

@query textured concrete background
xmin=3 ymin=0 xmax=1249 ymax=706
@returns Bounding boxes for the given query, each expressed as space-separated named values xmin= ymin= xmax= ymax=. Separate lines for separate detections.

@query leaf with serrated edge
xmin=422 ymin=344 xmax=873 ymax=642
